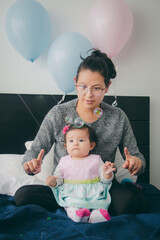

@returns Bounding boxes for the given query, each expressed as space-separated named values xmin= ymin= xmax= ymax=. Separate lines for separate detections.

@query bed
xmin=0 ymin=93 xmax=160 ymax=240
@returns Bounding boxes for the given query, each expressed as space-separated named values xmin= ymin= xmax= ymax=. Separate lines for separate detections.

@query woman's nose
xmin=86 ymin=88 xmax=94 ymax=97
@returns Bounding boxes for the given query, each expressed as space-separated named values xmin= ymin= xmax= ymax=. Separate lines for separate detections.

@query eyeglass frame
xmin=75 ymin=84 xmax=106 ymax=96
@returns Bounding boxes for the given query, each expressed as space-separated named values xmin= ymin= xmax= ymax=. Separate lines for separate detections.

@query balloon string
xmin=109 ymin=82 xmax=118 ymax=107
xmin=57 ymin=94 xmax=66 ymax=105
xmin=112 ymin=95 xmax=118 ymax=107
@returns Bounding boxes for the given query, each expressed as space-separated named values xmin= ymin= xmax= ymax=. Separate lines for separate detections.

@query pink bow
xmin=62 ymin=125 xmax=70 ymax=135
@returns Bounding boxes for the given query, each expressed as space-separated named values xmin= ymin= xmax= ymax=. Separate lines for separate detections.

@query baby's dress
xmin=52 ymin=154 xmax=112 ymax=210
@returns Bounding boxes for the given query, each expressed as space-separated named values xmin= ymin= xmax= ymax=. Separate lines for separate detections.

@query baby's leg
xmin=65 ymin=207 xmax=91 ymax=223
xmin=89 ymin=209 xmax=111 ymax=223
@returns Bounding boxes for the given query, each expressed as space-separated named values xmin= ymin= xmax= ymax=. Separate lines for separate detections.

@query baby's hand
xmin=46 ymin=175 xmax=57 ymax=187
xmin=103 ymin=161 xmax=116 ymax=179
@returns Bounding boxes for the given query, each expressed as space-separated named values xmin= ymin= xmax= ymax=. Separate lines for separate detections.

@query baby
xmin=46 ymin=124 xmax=116 ymax=223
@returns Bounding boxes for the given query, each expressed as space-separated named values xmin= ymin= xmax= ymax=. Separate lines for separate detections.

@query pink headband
xmin=62 ymin=125 xmax=70 ymax=135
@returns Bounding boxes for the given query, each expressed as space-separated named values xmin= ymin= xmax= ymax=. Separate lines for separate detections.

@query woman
xmin=15 ymin=49 xmax=147 ymax=215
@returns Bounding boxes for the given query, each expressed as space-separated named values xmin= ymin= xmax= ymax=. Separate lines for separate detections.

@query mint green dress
xmin=51 ymin=154 xmax=113 ymax=210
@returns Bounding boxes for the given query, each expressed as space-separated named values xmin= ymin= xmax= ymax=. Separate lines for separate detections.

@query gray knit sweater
xmin=23 ymin=98 xmax=146 ymax=175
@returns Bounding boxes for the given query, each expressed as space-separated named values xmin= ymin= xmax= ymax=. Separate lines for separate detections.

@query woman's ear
xmin=90 ymin=142 xmax=96 ymax=151
xmin=64 ymin=143 xmax=67 ymax=149
xmin=74 ymin=76 xmax=76 ymax=84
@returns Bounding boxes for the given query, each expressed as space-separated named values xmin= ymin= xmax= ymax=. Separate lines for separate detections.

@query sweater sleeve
xmin=51 ymin=161 xmax=64 ymax=187
xmin=119 ymin=111 xmax=146 ymax=174
xmin=22 ymin=108 xmax=56 ymax=165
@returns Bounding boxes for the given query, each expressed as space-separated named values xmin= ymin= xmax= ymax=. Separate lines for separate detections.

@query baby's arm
xmin=103 ymin=161 xmax=116 ymax=180
xmin=99 ymin=157 xmax=116 ymax=182
xmin=46 ymin=160 xmax=63 ymax=188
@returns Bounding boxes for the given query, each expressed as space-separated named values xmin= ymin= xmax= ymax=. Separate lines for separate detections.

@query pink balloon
xmin=89 ymin=0 xmax=133 ymax=57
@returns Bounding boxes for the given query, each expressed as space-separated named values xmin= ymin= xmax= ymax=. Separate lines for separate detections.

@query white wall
xmin=1 ymin=0 xmax=160 ymax=189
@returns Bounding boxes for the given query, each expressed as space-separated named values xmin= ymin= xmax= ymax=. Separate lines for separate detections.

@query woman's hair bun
xmin=77 ymin=48 xmax=116 ymax=86
xmin=91 ymin=49 xmax=116 ymax=79
xmin=106 ymin=58 xmax=116 ymax=79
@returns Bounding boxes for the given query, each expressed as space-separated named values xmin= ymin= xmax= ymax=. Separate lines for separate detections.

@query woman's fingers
xmin=23 ymin=149 xmax=45 ymax=174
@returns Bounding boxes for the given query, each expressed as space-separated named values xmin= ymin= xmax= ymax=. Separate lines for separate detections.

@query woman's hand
xmin=122 ymin=147 xmax=142 ymax=175
xmin=23 ymin=149 xmax=44 ymax=175
xmin=46 ymin=176 xmax=57 ymax=187
xmin=103 ymin=161 xmax=116 ymax=179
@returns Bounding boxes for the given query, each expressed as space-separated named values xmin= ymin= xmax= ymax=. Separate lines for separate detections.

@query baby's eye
xmin=69 ymin=139 xmax=73 ymax=143
xmin=79 ymin=139 xmax=84 ymax=142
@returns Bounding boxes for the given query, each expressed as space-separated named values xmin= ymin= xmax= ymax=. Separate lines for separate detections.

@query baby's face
xmin=65 ymin=128 xmax=94 ymax=159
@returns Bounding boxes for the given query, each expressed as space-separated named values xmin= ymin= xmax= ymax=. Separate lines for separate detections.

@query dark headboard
xmin=0 ymin=94 xmax=150 ymax=183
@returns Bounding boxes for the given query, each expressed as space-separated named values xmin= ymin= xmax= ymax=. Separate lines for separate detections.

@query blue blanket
xmin=0 ymin=183 xmax=160 ymax=240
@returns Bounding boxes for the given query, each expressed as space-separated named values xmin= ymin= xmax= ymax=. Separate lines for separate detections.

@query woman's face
xmin=74 ymin=69 xmax=110 ymax=110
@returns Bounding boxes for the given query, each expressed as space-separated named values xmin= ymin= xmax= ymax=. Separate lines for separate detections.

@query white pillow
xmin=25 ymin=141 xmax=54 ymax=182
xmin=0 ymin=142 xmax=55 ymax=196
xmin=0 ymin=145 xmax=136 ymax=197
xmin=0 ymin=154 xmax=45 ymax=196
xmin=24 ymin=143 xmax=136 ymax=183
xmin=24 ymin=142 xmax=136 ymax=183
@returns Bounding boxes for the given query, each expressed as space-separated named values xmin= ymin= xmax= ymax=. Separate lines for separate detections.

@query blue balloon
xmin=47 ymin=32 xmax=93 ymax=93
xmin=5 ymin=0 xmax=52 ymax=62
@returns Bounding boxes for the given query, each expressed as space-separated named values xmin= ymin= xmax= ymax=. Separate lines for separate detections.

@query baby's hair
xmin=64 ymin=124 xmax=97 ymax=143
xmin=76 ymin=49 xmax=116 ymax=87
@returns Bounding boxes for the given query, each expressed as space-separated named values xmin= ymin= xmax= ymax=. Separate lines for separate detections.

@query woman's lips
xmin=85 ymin=100 xmax=94 ymax=104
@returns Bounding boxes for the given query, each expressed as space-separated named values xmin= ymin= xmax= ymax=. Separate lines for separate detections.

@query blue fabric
xmin=121 ymin=178 xmax=133 ymax=184
xmin=0 ymin=183 xmax=160 ymax=240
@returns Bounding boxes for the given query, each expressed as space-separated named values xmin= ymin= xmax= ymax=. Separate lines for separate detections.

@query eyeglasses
xmin=75 ymin=85 xmax=105 ymax=96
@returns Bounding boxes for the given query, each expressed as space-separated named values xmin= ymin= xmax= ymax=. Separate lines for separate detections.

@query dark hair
xmin=76 ymin=49 xmax=116 ymax=87
xmin=64 ymin=124 xmax=96 ymax=143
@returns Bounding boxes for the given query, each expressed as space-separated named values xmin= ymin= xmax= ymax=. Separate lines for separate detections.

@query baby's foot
xmin=75 ymin=208 xmax=91 ymax=222
xmin=89 ymin=209 xmax=111 ymax=223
